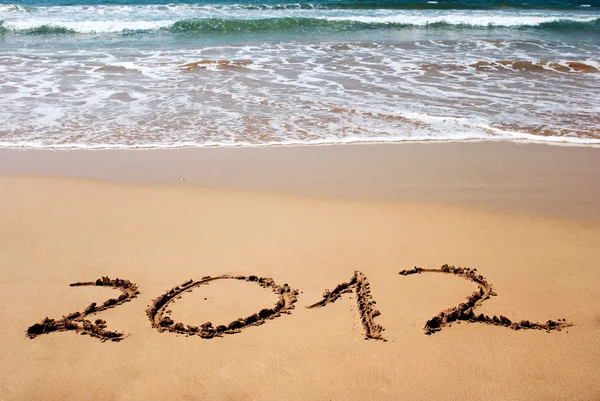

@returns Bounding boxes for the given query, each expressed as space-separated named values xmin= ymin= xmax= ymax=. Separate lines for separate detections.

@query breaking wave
xmin=1 ymin=15 xmax=599 ymax=35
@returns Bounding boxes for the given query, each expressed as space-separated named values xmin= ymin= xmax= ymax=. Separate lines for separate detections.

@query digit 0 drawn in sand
xmin=146 ymin=275 xmax=299 ymax=338
xmin=307 ymin=271 xmax=386 ymax=341
xmin=399 ymin=265 xmax=572 ymax=335
xmin=26 ymin=277 xmax=140 ymax=342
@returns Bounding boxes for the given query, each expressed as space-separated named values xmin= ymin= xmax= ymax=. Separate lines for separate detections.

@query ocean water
xmin=0 ymin=0 xmax=599 ymax=148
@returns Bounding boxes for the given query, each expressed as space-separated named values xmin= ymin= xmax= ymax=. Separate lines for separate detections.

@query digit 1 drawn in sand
xmin=398 ymin=264 xmax=573 ymax=335
xmin=26 ymin=277 xmax=140 ymax=342
xmin=306 ymin=271 xmax=386 ymax=341
xmin=146 ymin=275 xmax=299 ymax=338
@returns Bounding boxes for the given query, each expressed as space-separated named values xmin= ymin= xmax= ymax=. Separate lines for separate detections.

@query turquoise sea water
xmin=1 ymin=0 xmax=599 ymax=147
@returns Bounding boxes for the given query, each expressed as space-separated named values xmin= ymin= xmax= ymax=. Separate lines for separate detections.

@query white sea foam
xmin=321 ymin=13 xmax=599 ymax=27
xmin=0 ymin=4 xmax=26 ymax=13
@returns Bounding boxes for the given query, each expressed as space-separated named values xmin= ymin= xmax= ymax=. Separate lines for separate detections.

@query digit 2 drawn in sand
xmin=26 ymin=277 xmax=140 ymax=342
xmin=146 ymin=275 xmax=299 ymax=338
xmin=307 ymin=271 xmax=386 ymax=341
xmin=398 ymin=264 xmax=572 ymax=335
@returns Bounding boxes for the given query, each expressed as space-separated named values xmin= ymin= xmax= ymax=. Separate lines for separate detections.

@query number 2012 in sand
xmin=26 ymin=265 xmax=572 ymax=343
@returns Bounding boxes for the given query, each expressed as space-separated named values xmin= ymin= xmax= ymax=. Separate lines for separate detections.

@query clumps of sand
xmin=307 ymin=271 xmax=385 ymax=341
xmin=146 ymin=275 xmax=299 ymax=338
xmin=471 ymin=60 xmax=599 ymax=74
xmin=420 ymin=60 xmax=599 ymax=75
xmin=26 ymin=277 xmax=140 ymax=342
xmin=399 ymin=265 xmax=572 ymax=335
xmin=181 ymin=59 xmax=253 ymax=72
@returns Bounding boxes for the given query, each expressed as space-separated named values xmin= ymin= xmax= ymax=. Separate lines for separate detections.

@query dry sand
xmin=1 ymin=142 xmax=600 ymax=400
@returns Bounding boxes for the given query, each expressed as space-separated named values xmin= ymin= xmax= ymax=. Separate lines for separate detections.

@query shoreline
xmin=2 ymin=136 xmax=600 ymax=150
xmin=2 ymin=141 xmax=600 ymax=220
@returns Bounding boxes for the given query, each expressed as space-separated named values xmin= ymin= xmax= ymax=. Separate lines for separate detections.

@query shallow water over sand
xmin=1 ymin=1 xmax=599 ymax=147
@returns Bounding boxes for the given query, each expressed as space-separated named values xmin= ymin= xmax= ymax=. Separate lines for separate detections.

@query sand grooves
xmin=307 ymin=271 xmax=386 ymax=341
xmin=399 ymin=265 xmax=572 ymax=335
xmin=146 ymin=275 xmax=299 ymax=338
xmin=26 ymin=277 xmax=140 ymax=342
